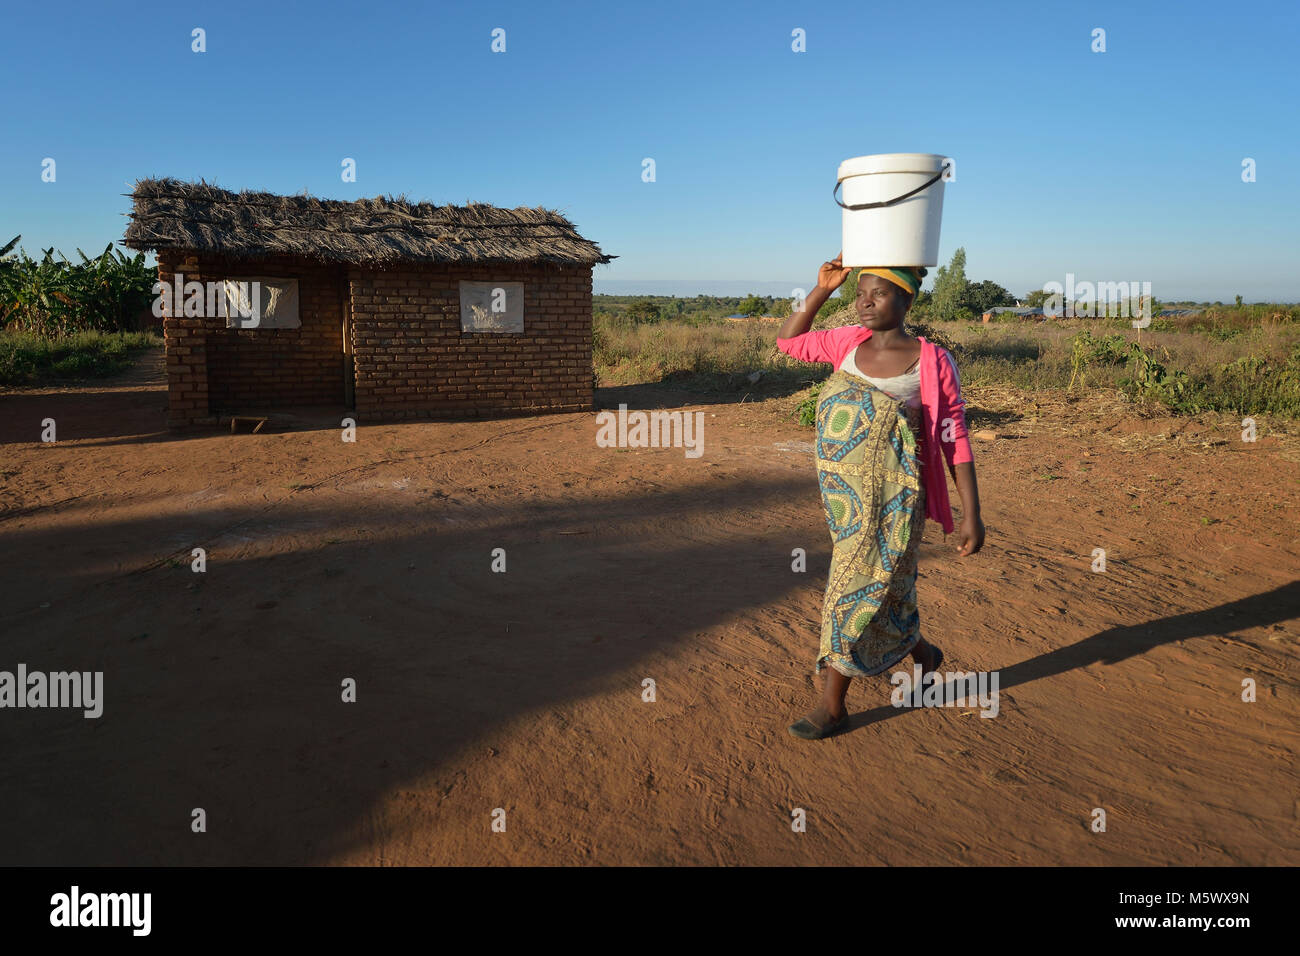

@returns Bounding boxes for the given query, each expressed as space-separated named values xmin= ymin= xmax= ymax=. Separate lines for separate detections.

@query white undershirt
xmin=839 ymin=344 xmax=922 ymax=407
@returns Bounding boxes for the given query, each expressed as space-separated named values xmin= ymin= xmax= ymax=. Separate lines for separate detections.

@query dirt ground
xmin=1 ymin=351 xmax=1297 ymax=866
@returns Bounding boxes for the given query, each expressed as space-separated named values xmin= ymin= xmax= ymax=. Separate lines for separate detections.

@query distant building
xmin=982 ymin=306 xmax=1047 ymax=323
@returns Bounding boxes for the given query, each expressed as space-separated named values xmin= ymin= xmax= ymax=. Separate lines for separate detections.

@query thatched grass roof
xmin=123 ymin=178 xmax=615 ymax=267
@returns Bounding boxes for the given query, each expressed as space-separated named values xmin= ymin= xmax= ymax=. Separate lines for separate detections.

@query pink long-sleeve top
xmin=776 ymin=325 xmax=975 ymax=534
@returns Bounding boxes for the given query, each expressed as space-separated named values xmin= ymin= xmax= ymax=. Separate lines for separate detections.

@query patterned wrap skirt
xmin=813 ymin=368 xmax=927 ymax=678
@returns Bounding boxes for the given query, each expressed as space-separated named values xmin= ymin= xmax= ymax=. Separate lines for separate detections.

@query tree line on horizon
xmin=596 ymin=248 xmax=1029 ymax=324
xmin=598 ymin=245 xmax=1253 ymax=326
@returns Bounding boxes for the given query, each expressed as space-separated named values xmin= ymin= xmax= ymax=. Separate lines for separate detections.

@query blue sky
xmin=1 ymin=0 xmax=1296 ymax=301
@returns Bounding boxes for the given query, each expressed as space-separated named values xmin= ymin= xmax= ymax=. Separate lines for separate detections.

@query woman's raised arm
xmin=777 ymin=252 xmax=853 ymax=340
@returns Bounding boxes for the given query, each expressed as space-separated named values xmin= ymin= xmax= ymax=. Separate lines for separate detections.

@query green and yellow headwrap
xmin=857 ymin=266 xmax=928 ymax=297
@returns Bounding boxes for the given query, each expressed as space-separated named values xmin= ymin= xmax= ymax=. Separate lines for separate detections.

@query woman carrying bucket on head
xmin=778 ymin=253 xmax=985 ymax=738
xmin=779 ymin=152 xmax=984 ymax=739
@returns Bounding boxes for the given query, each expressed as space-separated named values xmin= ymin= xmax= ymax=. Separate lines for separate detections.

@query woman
xmin=778 ymin=253 xmax=985 ymax=739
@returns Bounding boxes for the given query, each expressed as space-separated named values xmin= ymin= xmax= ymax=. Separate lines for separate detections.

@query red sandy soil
xmin=1 ymin=352 xmax=1297 ymax=865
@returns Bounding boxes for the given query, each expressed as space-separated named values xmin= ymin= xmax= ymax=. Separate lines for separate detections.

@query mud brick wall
xmin=157 ymin=251 xmax=344 ymax=428
xmin=348 ymin=262 xmax=594 ymax=421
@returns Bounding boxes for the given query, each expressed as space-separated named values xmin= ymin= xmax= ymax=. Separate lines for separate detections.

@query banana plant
xmin=1 ymin=237 xmax=155 ymax=335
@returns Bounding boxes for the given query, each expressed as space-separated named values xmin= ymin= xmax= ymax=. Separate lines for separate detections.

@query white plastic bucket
xmin=836 ymin=153 xmax=948 ymax=267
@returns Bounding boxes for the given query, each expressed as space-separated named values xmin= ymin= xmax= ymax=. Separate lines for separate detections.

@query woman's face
xmin=856 ymin=275 xmax=910 ymax=329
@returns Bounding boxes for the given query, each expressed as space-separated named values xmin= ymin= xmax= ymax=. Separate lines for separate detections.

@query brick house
xmin=122 ymin=178 xmax=614 ymax=429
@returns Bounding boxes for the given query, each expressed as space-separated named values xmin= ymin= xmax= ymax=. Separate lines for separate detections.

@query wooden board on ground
xmin=229 ymin=416 xmax=268 ymax=434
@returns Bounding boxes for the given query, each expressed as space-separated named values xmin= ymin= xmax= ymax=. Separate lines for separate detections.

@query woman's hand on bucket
xmin=817 ymin=252 xmax=853 ymax=292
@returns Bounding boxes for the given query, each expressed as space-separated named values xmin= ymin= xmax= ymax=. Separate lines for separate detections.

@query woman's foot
xmin=788 ymin=704 xmax=848 ymax=740
xmin=911 ymin=638 xmax=943 ymax=676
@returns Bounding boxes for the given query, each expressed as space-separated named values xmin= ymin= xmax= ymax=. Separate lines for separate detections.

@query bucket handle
xmin=833 ymin=167 xmax=946 ymax=210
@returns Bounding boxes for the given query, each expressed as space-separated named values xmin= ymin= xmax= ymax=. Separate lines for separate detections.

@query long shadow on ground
xmin=0 ymin=472 xmax=827 ymax=864
xmin=841 ymin=580 xmax=1300 ymax=733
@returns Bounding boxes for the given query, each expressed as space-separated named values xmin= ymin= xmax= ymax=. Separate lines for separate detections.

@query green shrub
xmin=0 ymin=329 xmax=159 ymax=385
xmin=1121 ymin=346 xmax=1201 ymax=413
xmin=796 ymin=384 xmax=822 ymax=426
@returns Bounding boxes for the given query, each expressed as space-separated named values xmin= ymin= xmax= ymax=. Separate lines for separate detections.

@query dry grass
xmin=963 ymin=381 xmax=1300 ymax=451
xmin=593 ymin=305 xmax=1300 ymax=453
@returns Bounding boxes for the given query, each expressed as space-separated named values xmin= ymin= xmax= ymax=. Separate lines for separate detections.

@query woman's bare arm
xmin=778 ymin=284 xmax=834 ymax=340
xmin=778 ymin=253 xmax=853 ymax=340
xmin=952 ymin=461 xmax=985 ymax=556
